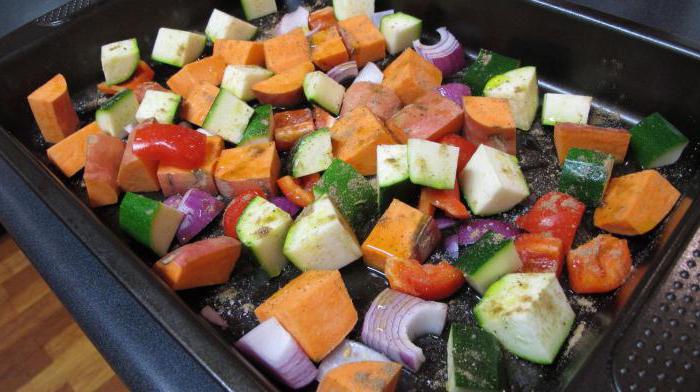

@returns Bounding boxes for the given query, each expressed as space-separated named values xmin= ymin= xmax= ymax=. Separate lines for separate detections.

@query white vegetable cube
xmin=151 ymin=28 xmax=206 ymax=67
xmin=354 ymin=62 xmax=384 ymax=84
xmin=205 ymin=9 xmax=257 ymax=41
xmin=541 ymin=93 xmax=592 ymax=126
xmin=221 ymin=65 xmax=273 ymax=101
xmin=95 ymin=89 xmax=139 ymax=138
xmin=283 ymin=196 xmax=362 ymax=271
xmin=380 ymin=12 xmax=422 ymax=55
xmin=407 ymin=139 xmax=459 ymax=190
xmin=135 ymin=90 xmax=181 ymax=124
xmin=101 ymin=38 xmax=140 ymax=85
xmin=202 ymin=89 xmax=254 ymax=144
xmin=460 ymin=144 xmax=529 ymax=216
xmin=484 ymin=66 xmax=539 ymax=131
xmin=241 ymin=0 xmax=278 ymax=20
xmin=333 ymin=0 xmax=374 ymax=20
xmin=475 ymin=273 xmax=575 ymax=365
xmin=303 ymin=71 xmax=346 ymax=116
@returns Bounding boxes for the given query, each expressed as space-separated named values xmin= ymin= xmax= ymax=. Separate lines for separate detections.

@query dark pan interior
xmin=0 ymin=0 xmax=698 ymax=390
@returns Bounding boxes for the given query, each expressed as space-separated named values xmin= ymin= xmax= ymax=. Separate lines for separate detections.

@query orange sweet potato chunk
xmin=214 ymin=141 xmax=280 ymax=198
xmin=180 ymin=82 xmax=220 ymax=127
xmin=255 ymin=270 xmax=358 ymax=362
xmin=84 ymin=134 xmax=125 ymax=207
xmin=28 ymin=74 xmax=80 ymax=143
xmin=593 ymin=170 xmax=680 ymax=236
xmin=263 ymin=28 xmax=311 ymax=74
xmin=213 ymin=40 xmax=265 ymax=66
xmin=341 ymin=82 xmax=401 ymax=122
xmin=383 ymin=48 xmax=442 ymax=105
xmin=252 ymin=62 xmax=315 ymax=107
xmin=554 ymin=123 xmax=631 ymax=164
xmin=317 ymin=361 xmax=402 ymax=392
xmin=117 ymin=130 xmax=160 ymax=192
xmin=273 ymin=108 xmax=315 ymax=151
xmin=46 ymin=122 xmax=103 ymax=177
xmin=166 ymin=56 xmax=226 ymax=98
xmin=311 ymin=26 xmax=350 ymax=72
xmin=158 ymin=136 xmax=223 ymax=196
xmin=387 ymin=91 xmax=464 ymax=143
xmin=338 ymin=15 xmax=386 ymax=67
xmin=463 ymin=96 xmax=517 ymax=155
xmin=362 ymin=199 xmax=441 ymax=271
xmin=330 ymin=106 xmax=397 ymax=176
xmin=308 ymin=7 xmax=337 ymax=31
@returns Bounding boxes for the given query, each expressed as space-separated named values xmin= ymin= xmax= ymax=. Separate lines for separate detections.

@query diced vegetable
xmin=381 ymin=12 xmax=422 ymax=55
xmin=372 ymin=9 xmax=395 ymax=27
xmin=463 ymin=49 xmax=520 ymax=96
xmin=270 ymin=196 xmax=301 ymax=217
xmin=46 ymin=122 xmax=102 ymax=177
xmin=150 ymin=28 xmax=206 ymax=67
xmin=274 ymin=7 xmax=310 ymax=36
xmin=119 ymin=192 xmax=183 ymax=256
xmin=157 ymin=136 xmax=223 ymax=196
xmin=309 ymin=7 xmax=338 ymax=31
xmin=412 ymin=27 xmax=465 ymax=77
xmin=303 ymin=71 xmax=346 ymax=115
xmin=387 ymin=91 xmax=464 ymax=143
xmin=172 ymin=189 xmax=225 ymax=244
xmin=338 ymin=15 xmax=387 ymax=67
xmin=241 ymin=0 xmax=277 ymax=20
xmin=153 ymin=236 xmax=241 ymax=290
xmin=236 ymin=196 xmax=292 ymax=277
xmin=376 ymin=144 xmax=416 ymax=211
xmin=132 ymin=81 xmax=169 ymax=103
xmin=101 ymin=38 xmax=140 ymax=85
xmin=263 ymin=28 xmax=311 ymax=74
xmin=418 ymin=183 xmax=470 ymax=220
xmin=83 ymin=134 xmax=125 ymax=207
xmin=314 ymin=159 xmax=379 ymax=236
xmin=214 ymin=142 xmax=280 ymax=198
xmin=96 ymin=89 xmax=139 ymax=138
xmin=333 ymin=0 xmax=374 ymax=21
xmin=558 ymin=148 xmax=614 ymax=208
xmin=252 ymin=61 xmax=315 ymax=107
xmin=273 ymin=108 xmax=315 ymax=151
xmin=239 ymin=104 xmax=274 ymax=145
xmin=135 ymin=90 xmax=181 ymax=124
xmin=222 ymin=189 xmax=265 ymax=238
xmin=277 ymin=175 xmax=314 ymax=207
xmin=330 ymin=106 xmax=396 ymax=176
xmin=311 ymin=27 xmax=350 ymax=72
xmin=341 ymin=82 xmax=401 ymax=122
xmin=456 ymin=232 xmax=522 ymax=294
xmin=354 ymin=62 xmax=383 ymax=84
xmin=291 ymin=128 xmax=333 ymax=177
xmin=132 ymin=123 xmax=207 ymax=169
xmin=515 ymin=192 xmax=585 ymax=252
xmin=383 ymin=48 xmax=442 ymax=105
xmin=166 ymin=56 xmax=226 ymax=98
xmin=180 ymin=82 xmax=220 ymax=127
xmin=97 ymin=61 xmax=155 ymax=96
xmin=515 ymin=233 xmax=565 ymax=276
xmin=255 ymin=270 xmax=358 ymax=362
xmin=117 ymin=128 xmax=161 ymax=192
xmin=457 ymin=219 xmax=519 ymax=246
xmin=385 ymin=257 xmax=465 ymax=300
xmin=318 ymin=361 xmax=402 ymax=392
xmin=437 ymin=83 xmax=471 ymax=106
xmin=463 ymin=96 xmax=517 ymax=155
xmin=629 ymin=112 xmax=689 ymax=168
xmin=326 ymin=61 xmax=358 ymax=84
xmin=361 ymin=288 xmax=447 ymax=372
xmin=541 ymin=93 xmax=592 ymax=126
xmin=235 ymin=317 xmax=318 ymax=389
xmin=593 ymin=170 xmax=680 ymax=236
xmin=567 ymin=234 xmax=632 ymax=294
xmin=408 ymin=138 xmax=459 ymax=190
xmin=200 ymin=305 xmax=228 ymax=329
xmin=313 ymin=105 xmax=337 ymax=130
xmin=484 ymin=66 xmax=539 ymax=131
xmin=447 ymin=324 xmax=504 ymax=392
xmin=213 ymin=39 xmax=265 ymax=66
xmin=221 ymin=65 xmax=273 ymax=102
xmin=317 ymin=340 xmax=390 ymax=381
xmin=474 ymin=273 xmax=575 ymax=365
xmin=205 ymin=9 xmax=257 ymax=41
xmin=439 ymin=134 xmax=477 ymax=173
xmin=362 ymin=199 xmax=440 ymax=271
xmin=202 ymin=89 xmax=254 ymax=143
xmin=553 ymin=122 xmax=631 ymax=164
xmin=460 ymin=144 xmax=529 ymax=216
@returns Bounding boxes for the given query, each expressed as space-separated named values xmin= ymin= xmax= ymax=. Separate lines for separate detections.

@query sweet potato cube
xmin=28 ymin=74 xmax=80 ymax=143
xmin=252 ymin=62 xmax=315 ymax=107
xmin=46 ymin=122 xmax=103 ymax=177
xmin=214 ymin=141 xmax=280 ymax=198
xmin=330 ymin=106 xmax=396 ymax=175
xmin=554 ymin=123 xmax=631 ymax=164
xmin=313 ymin=105 xmax=337 ymax=129
xmin=463 ymin=96 xmax=517 ymax=155
xmin=158 ymin=136 xmax=223 ymax=196
xmin=338 ymin=15 xmax=386 ymax=67
xmin=84 ymin=134 xmax=125 ymax=207
xmin=341 ymin=82 xmax=401 ymax=122
xmin=362 ymin=199 xmax=441 ymax=271
xmin=263 ymin=28 xmax=311 ymax=74
xmin=213 ymin=40 xmax=265 ymax=66
xmin=594 ymin=170 xmax=680 ymax=236
xmin=274 ymin=108 xmax=315 ymax=151
xmin=255 ymin=270 xmax=358 ymax=362
xmin=387 ymin=91 xmax=464 ymax=143
xmin=180 ymin=82 xmax=219 ymax=127
xmin=117 ymin=130 xmax=160 ymax=192
xmin=318 ymin=361 xmax=402 ymax=392
xmin=166 ymin=56 xmax=226 ymax=98
xmin=308 ymin=6 xmax=337 ymax=31
xmin=383 ymin=48 xmax=442 ymax=105
xmin=311 ymin=26 xmax=350 ymax=71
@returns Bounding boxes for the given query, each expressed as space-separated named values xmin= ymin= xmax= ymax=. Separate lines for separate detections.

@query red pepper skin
xmin=567 ymin=234 xmax=632 ymax=294
xmin=515 ymin=233 xmax=565 ymax=276
xmin=277 ymin=176 xmax=314 ymax=207
xmin=222 ymin=190 xmax=266 ymax=239
xmin=132 ymin=124 xmax=207 ymax=169
xmin=300 ymin=173 xmax=321 ymax=192
xmin=418 ymin=183 xmax=470 ymax=220
xmin=515 ymin=192 xmax=585 ymax=253
xmin=440 ymin=134 xmax=478 ymax=173
xmin=385 ymin=257 xmax=465 ymax=301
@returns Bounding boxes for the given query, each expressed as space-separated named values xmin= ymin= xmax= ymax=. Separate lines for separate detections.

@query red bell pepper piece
xmin=440 ymin=134 xmax=478 ymax=173
xmin=385 ymin=257 xmax=465 ymax=301
xmin=277 ymin=176 xmax=314 ymax=207
xmin=418 ymin=183 xmax=470 ymax=220
xmin=222 ymin=190 xmax=266 ymax=239
xmin=515 ymin=192 xmax=585 ymax=253
xmin=567 ymin=234 xmax=632 ymax=294
xmin=300 ymin=173 xmax=321 ymax=192
xmin=132 ymin=124 xmax=207 ymax=169
xmin=515 ymin=233 xmax=565 ymax=276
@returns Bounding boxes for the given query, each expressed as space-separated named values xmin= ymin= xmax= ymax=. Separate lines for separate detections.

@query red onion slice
xmin=354 ymin=62 xmax=383 ymax=84
xmin=435 ymin=216 xmax=457 ymax=230
xmin=236 ymin=318 xmax=318 ymax=389
xmin=437 ymin=83 xmax=472 ymax=106
xmin=444 ymin=234 xmax=459 ymax=259
xmin=163 ymin=194 xmax=183 ymax=209
xmin=413 ymin=27 xmax=466 ymax=77
xmin=271 ymin=196 xmax=301 ymax=217
xmin=175 ymin=189 xmax=225 ymax=244
xmin=317 ymin=340 xmax=390 ymax=381
xmin=274 ymin=7 xmax=310 ymax=36
xmin=327 ymin=61 xmax=359 ymax=84
xmin=200 ymin=305 xmax=228 ymax=329
xmin=361 ymin=289 xmax=447 ymax=372
xmin=372 ymin=9 xmax=394 ymax=27
xmin=457 ymin=219 xmax=519 ymax=246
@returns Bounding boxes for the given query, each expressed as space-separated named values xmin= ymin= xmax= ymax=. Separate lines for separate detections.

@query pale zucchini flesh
xmin=101 ymin=38 xmax=140 ymax=85
xmin=135 ymin=90 xmax=181 ymax=124
xmin=96 ymin=89 xmax=139 ymax=138
xmin=202 ymin=89 xmax=255 ymax=143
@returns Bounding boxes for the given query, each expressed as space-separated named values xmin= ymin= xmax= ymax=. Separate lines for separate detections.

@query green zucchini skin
xmin=629 ymin=112 xmax=689 ymax=168
xmin=463 ymin=49 xmax=521 ymax=96
xmin=447 ymin=323 xmax=504 ymax=392
xmin=558 ymin=148 xmax=614 ymax=208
